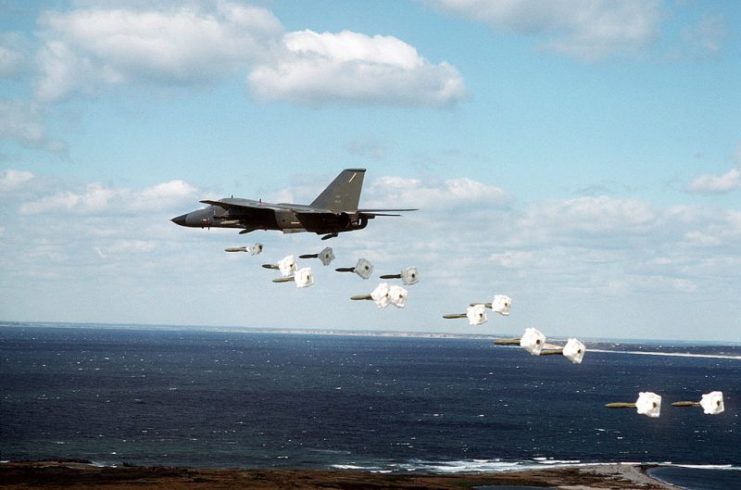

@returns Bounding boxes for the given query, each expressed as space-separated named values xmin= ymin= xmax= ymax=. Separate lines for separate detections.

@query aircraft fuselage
xmin=172 ymin=169 xmax=414 ymax=238
xmin=171 ymin=199 xmax=369 ymax=235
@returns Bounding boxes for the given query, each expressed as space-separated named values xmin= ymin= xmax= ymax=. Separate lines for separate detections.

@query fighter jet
xmin=171 ymin=169 xmax=415 ymax=240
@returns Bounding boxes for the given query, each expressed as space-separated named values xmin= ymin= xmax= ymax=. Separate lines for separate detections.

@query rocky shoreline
xmin=0 ymin=460 xmax=677 ymax=489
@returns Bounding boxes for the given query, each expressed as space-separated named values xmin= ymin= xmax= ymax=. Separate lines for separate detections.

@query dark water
xmin=648 ymin=467 xmax=740 ymax=490
xmin=2 ymin=324 xmax=740 ymax=487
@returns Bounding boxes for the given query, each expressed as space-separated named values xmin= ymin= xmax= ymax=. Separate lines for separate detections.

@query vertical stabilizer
xmin=310 ymin=169 xmax=366 ymax=212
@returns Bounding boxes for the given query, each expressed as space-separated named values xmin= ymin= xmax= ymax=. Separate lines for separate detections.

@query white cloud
xmin=34 ymin=2 xmax=465 ymax=107
xmin=428 ymin=0 xmax=662 ymax=60
xmin=519 ymin=195 xmax=657 ymax=239
xmin=97 ymin=240 xmax=157 ymax=257
xmin=633 ymin=275 xmax=698 ymax=293
xmin=0 ymin=99 xmax=66 ymax=152
xmin=683 ymin=230 xmax=722 ymax=247
xmin=489 ymin=250 xmax=536 ymax=268
xmin=35 ymin=1 xmax=283 ymax=101
xmin=132 ymin=180 xmax=199 ymax=211
xmin=248 ymin=30 xmax=466 ymax=107
xmin=20 ymin=179 xmax=198 ymax=215
xmin=0 ymin=169 xmax=34 ymax=192
xmin=20 ymin=183 xmax=115 ymax=214
xmin=0 ymin=33 xmax=26 ymax=78
xmin=689 ymin=167 xmax=741 ymax=194
xmin=365 ymin=176 xmax=508 ymax=209
xmin=4 ymin=172 xmax=741 ymax=341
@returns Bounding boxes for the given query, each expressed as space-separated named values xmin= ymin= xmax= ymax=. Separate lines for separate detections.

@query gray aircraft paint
xmin=172 ymin=169 xmax=415 ymax=239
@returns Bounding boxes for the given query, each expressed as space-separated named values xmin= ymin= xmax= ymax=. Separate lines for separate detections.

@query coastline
xmin=0 ymin=461 xmax=677 ymax=489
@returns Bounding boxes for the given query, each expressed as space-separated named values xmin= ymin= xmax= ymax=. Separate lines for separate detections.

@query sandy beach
xmin=0 ymin=461 xmax=677 ymax=489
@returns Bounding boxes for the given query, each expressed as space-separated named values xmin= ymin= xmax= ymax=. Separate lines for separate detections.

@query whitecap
xmin=670 ymin=464 xmax=740 ymax=471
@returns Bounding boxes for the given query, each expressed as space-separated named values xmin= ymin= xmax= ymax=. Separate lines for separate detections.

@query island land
xmin=0 ymin=460 xmax=677 ymax=489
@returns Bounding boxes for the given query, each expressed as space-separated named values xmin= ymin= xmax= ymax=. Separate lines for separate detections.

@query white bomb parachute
xmin=490 ymin=295 xmax=511 ymax=316
xmin=350 ymin=282 xmax=407 ymax=309
xmin=673 ymin=391 xmax=725 ymax=415
xmin=495 ymin=328 xmax=546 ymax=356
xmin=388 ymin=285 xmax=408 ymax=308
xmin=607 ymin=392 xmax=662 ymax=418
xmin=519 ymin=328 xmax=546 ymax=356
xmin=443 ymin=304 xmax=487 ymax=326
xmin=380 ymin=266 xmax=419 ymax=286
xmin=299 ymin=247 xmax=335 ymax=266
xmin=469 ymin=295 xmax=512 ymax=316
xmin=336 ymin=258 xmax=374 ymax=279
xmin=541 ymin=338 xmax=586 ymax=364
xmin=262 ymin=255 xmax=297 ymax=277
xmin=272 ymin=267 xmax=315 ymax=288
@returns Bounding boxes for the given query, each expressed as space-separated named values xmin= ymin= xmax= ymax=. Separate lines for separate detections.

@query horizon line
xmin=1 ymin=320 xmax=740 ymax=347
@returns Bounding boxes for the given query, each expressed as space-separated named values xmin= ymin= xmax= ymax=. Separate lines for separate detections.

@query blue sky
xmin=1 ymin=0 xmax=740 ymax=342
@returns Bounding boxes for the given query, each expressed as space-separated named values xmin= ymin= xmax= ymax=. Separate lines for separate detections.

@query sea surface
xmin=2 ymin=323 xmax=740 ymax=488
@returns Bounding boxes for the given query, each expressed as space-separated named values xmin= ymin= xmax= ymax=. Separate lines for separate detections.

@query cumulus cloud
xmin=33 ymin=2 xmax=466 ymax=107
xmin=0 ymin=33 xmax=26 ymax=78
xmin=428 ymin=0 xmax=662 ymax=60
xmin=689 ymin=146 xmax=741 ymax=194
xmin=520 ymin=196 xmax=657 ymax=238
xmin=0 ymin=169 xmax=34 ymax=192
xmin=353 ymin=177 xmax=740 ymax=338
xmin=248 ymin=30 xmax=466 ymax=106
xmin=4 ymin=171 xmax=741 ymax=340
xmin=365 ymin=176 xmax=508 ymax=209
xmin=689 ymin=168 xmax=741 ymax=194
xmin=0 ymin=99 xmax=66 ymax=152
xmin=35 ymin=1 xmax=283 ymax=101
xmin=20 ymin=179 xmax=197 ymax=215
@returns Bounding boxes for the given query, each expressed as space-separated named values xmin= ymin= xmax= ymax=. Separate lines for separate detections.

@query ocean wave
xmin=662 ymin=463 xmax=741 ymax=471
xmin=308 ymin=449 xmax=352 ymax=455
xmin=531 ymin=457 xmax=582 ymax=465
xmin=331 ymin=459 xmax=741 ymax=474
xmin=331 ymin=458 xmax=599 ymax=474
xmin=330 ymin=464 xmax=386 ymax=472
xmin=392 ymin=459 xmax=522 ymax=473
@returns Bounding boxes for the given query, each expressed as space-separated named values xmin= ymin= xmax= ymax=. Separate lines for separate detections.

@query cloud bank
xmin=366 ymin=176 xmax=509 ymax=209
xmin=428 ymin=0 xmax=663 ymax=60
xmin=20 ymin=179 xmax=197 ymax=215
xmin=3 ymin=172 xmax=741 ymax=340
xmin=34 ymin=1 xmax=465 ymax=107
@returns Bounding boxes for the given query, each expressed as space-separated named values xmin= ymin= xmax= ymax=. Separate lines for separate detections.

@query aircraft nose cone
xmin=171 ymin=214 xmax=188 ymax=226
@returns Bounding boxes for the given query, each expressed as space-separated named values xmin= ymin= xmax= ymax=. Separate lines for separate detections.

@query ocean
xmin=1 ymin=323 xmax=740 ymax=488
